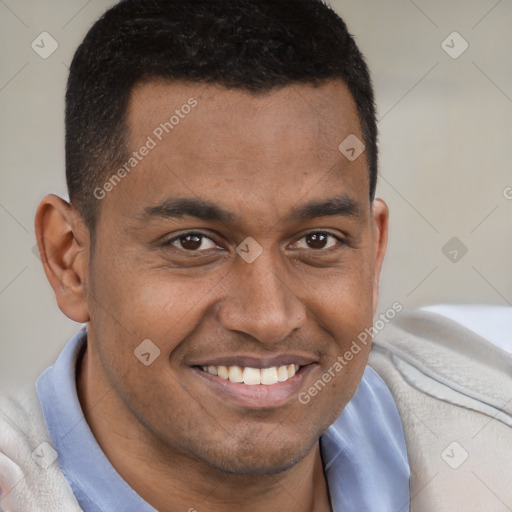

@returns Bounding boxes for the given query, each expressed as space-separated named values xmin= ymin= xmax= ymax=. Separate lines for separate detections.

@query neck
xmin=77 ymin=348 xmax=332 ymax=512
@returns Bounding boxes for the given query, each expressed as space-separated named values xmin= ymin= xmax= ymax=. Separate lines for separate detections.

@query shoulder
xmin=369 ymin=307 xmax=512 ymax=417
xmin=0 ymin=386 xmax=82 ymax=512
xmin=369 ymin=307 xmax=512 ymax=511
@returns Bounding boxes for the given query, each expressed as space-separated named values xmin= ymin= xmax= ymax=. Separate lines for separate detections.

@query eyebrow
xmin=141 ymin=198 xmax=236 ymax=223
xmin=140 ymin=194 xmax=360 ymax=224
xmin=291 ymin=194 xmax=360 ymax=222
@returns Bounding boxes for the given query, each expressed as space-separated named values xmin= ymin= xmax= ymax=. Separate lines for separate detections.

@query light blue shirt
xmin=36 ymin=328 xmax=410 ymax=511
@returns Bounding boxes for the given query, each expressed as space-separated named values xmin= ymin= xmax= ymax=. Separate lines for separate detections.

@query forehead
xmin=127 ymin=78 xmax=363 ymax=157
xmin=102 ymin=79 xmax=369 ymax=227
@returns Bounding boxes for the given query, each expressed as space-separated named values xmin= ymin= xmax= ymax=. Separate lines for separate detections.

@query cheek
xmin=86 ymin=256 xmax=227 ymax=405
xmin=303 ymin=263 xmax=375 ymax=408
xmin=307 ymin=260 xmax=375 ymax=334
xmin=89 ymin=247 xmax=218 ymax=339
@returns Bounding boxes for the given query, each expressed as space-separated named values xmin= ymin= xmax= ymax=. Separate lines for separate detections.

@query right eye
xmin=165 ymin=232 xmax=220 ymax=252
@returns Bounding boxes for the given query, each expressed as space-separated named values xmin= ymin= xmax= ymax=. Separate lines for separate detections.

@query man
xmin=1 ymin=1 xmax=510 ymax=511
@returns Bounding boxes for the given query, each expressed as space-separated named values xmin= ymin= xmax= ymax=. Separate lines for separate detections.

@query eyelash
xmin=164 ymin=230 xmax=346 ymax=253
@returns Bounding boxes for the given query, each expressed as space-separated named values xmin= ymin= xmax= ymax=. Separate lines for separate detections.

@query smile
xmin=199 ymin=364 xmax=301 ymax=385
xmin=193 ymin=362 xmax=315 ymax=409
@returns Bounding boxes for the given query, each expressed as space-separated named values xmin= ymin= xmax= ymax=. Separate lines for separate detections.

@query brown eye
xmin=180 ymin=234 xmax=202 ymax=250
xmin=306 ymin=232 xmax=329 ymax=249
xmin=168 ymin=233 xmax=218 ymax=251
xmin=292 ymin=232 xmax=342 ymax=250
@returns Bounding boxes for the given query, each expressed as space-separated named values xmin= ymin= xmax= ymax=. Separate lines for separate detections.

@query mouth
xmin=190 ymin=361 xmax=316 ymax=409
xmin=197 ymin=363 xmax=301 ymax=385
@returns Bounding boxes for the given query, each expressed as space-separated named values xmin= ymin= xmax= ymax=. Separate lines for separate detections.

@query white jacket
xmin=369 ymin=309 xmax=512 ymax=511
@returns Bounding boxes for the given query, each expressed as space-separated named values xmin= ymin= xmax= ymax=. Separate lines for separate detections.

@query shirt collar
xmin=37 ymin=328 xmax=410 ymax=512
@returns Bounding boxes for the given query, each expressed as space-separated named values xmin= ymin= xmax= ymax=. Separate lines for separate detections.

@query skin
xmin=35 ymin=79 xmax=388 ymax=512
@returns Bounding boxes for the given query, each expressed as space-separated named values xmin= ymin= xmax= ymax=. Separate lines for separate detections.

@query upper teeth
xmin=201 ymin=364 xmax=300 ymax=385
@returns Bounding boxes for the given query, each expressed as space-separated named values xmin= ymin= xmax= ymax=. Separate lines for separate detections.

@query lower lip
xmin=192 ymin=364 xmax=317 ymax=409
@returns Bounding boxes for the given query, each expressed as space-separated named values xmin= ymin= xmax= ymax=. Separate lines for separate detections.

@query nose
xmin=217 ymin=251 xmax=307 ymax=345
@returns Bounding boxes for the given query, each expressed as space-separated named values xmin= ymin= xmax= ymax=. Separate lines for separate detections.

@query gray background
xmin=1 ymin=0 xmax=511 ymax=389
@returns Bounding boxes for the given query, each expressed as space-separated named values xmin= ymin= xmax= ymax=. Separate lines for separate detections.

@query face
xmin=83 ymin=79 xmax=387 ymax=475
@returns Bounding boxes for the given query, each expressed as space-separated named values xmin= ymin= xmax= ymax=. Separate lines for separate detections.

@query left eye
xmin=168 ymin=233 xmax=218 ymax=251
xmin=292 ymin=232 xmax=341 ymax=250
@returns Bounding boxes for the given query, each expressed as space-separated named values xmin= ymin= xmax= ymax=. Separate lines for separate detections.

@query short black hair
xmin=66 ymin=0 xmax=378 ymax=230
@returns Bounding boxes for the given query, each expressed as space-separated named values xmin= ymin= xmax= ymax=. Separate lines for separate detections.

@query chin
xmin=194 ymin=432 xmax=316 ymax=477
xmin=204 ymin=454 xmax=303 ymax=476
xmin=218 ymin=456 xmax=301 ymax=476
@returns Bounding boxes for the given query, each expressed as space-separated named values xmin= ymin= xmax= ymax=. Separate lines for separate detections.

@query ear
xmin=34 ymin=194 xmax=91 ymax=323
xmin=370 ymin=198 xmax=389 ymax=314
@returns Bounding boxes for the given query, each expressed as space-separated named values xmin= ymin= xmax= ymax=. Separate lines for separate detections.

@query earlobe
xmin=370 ymin=198 xmax=389 ymax=313
xmin=34 ymin=194 xmax=91 ymax=323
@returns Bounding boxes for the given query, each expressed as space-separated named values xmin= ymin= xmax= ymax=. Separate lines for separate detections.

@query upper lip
xmin=189 ymin=354 xmax=317 ymax=368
